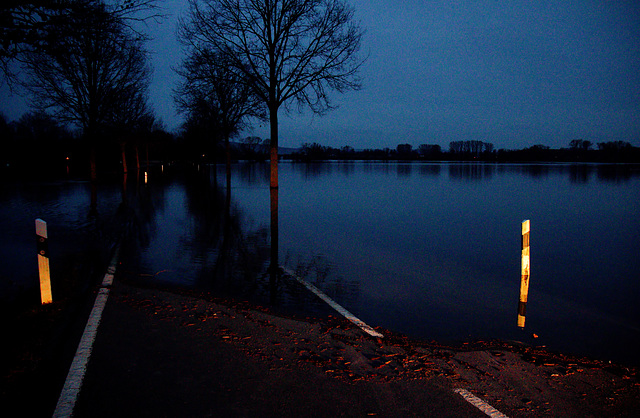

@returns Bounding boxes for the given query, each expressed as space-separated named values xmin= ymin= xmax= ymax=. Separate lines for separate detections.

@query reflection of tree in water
xmin=340 ymin=162 xmax=356 ymax=176
xmin=418 ymin=164 xmax=441 ymax=176
xmin=518 ymin=164 xmax=550 ymax=178
xmin=397 ymin=164 xmax=412 ymax=177
xmin=181 ymin=168 xmax=272 ymax=299
xmin=237 ymin=162 xmax=270 ymax=186
xmin=492 ymin=163 xmax=638 ymax=183
xmin=596 ymin=165 xmax=635 ymax=183
xmin=183 ymin=164 xmax=363 ymax=313
xmin=568 ymin=164 xmax=590 ymax=184
xmin=121 ymin=166 xmax=275 ymax=303
xmin=299 ymin=162 xmax=333 ymax=179
xmin=447 ymin=163 xmax=495 ymax=181
xmin=122 ymin=168 xmax=168 ymax=250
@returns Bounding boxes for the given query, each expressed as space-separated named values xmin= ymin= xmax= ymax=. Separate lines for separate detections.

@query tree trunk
xmin=225 ymin=135 xmax=231 ymax=209
xmin=268 ymin=104 xmax=279 ymax=283
xmin=135 ymin=145 xmax=141 ymax=172
xmin=269 ymin=185 xmax=279 ymax=292
xmin=120 ymin=141 xmax=128 ymax=174
xmin=90 ymin=146 xmax=97 ymax=182
xmin=269 ymin=106 xmax=278 ymax=189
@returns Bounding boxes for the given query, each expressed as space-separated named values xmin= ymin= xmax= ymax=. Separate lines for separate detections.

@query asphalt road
xmin=68 ymin=280 xmax=488 ymax=417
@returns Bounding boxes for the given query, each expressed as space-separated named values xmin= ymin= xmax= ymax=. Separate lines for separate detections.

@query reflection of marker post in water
xmin=36 ymin=218 xmax=53 ymax=304
xmin=518 ymin=220 xmax=530 ymax=328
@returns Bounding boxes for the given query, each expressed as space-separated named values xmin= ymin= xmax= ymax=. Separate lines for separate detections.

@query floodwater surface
xmin=1 ymin=162 xmax=638 ymax=365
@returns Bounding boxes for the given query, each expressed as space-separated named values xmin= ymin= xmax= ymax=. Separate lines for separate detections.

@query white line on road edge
xmin=53 ymin=246 xmax=120 ymax=418
xmin=282 ymin=267 xmax=384 ymax=338
xmin=454 ymin=388 xmax=510 ymax=418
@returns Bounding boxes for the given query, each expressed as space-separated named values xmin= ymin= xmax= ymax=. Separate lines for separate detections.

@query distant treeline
xmin=2 ymin=110 xmax=639 ymax=178
xmin=1 ymin=112 xmax=177 ymax=176
xmin=0 ymin=112 xmax=272 ymax=176
xmin=288 ymin=139 xmax=640 ymax=163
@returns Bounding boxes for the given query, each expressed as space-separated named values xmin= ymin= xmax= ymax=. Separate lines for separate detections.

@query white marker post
xmin=36 ymin=218 xmax=53 ymax=304
xmin=518 ymin=220 xmax=530 ymax=328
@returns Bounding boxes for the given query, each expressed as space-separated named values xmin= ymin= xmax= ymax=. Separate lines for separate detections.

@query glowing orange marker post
xmin=36 ymin=218 xmax=53 ymax=304
xmin=518 ymin=220 xmax=530 ymax=328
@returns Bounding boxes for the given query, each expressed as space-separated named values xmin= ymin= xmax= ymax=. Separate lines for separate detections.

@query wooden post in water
xmin=36 ymin=219 xmax=53 ymax=304
xmin=518 ymin=220 xmax=530 ymax=327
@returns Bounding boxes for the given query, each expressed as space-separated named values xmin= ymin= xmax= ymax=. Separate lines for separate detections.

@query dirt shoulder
xmin=79 ymin=281 xmax=639 ymax=417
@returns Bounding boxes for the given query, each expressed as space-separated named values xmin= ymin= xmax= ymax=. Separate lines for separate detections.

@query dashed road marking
xmin=282 ymin=267 xmax=384 ymax=338
xmin=454 ymin=388 xmax=509 ymax=418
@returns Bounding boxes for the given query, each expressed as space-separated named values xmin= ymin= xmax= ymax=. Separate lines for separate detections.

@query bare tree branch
xmin=1 ymin=0 xmax=163 ymax=85
xmin=178 ymin=0 xmax=365 ymax=188
xmin=20 ymin=0 xmax=154 ymax=178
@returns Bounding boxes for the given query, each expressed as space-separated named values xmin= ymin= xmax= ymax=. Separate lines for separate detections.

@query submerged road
xmin=48 ymin=245 xmax=639 ymax=417
xmin=51 ymin=248 xmax=494 ymax=417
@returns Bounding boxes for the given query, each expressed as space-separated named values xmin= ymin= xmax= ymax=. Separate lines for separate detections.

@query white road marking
xmin=53 ymin=247 xmax=120 ymax=417
xmin=454 ymin=388 xmax=510 ymax=418
xmin=283 ymin=267 xmax=510 ymax=416
xmin=282 ymin=267 xmax=384 ymax=338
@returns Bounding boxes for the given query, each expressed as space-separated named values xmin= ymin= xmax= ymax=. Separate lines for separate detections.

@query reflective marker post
xmin=36 ymin=218 xmax=53 ymax=304
xmin=518 ymin=220 xmax=530 ymax=328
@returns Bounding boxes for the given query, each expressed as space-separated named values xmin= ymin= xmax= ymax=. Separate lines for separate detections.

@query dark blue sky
xmin=2 ymin=0 xmax=639 ymax=150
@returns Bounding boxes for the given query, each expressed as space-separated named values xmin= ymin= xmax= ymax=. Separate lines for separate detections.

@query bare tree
xmin=20 ymin=0 xmax=153 ymax=180
xmin=240 ymin=136 xmax=267 ymax=160
xmin=179 ymin=0 xmax=365 ymax=188
xmin=1 ymin=0 xmax=162 ymax=85
xmin=110 ymin=85 xmax=155 ymax=174
xmin=175 ymin=48 xmax=264 ymax=190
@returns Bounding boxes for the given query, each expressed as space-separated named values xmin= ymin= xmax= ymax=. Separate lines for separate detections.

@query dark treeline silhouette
xmin=0 ymin=111 xmax=175 ymax=177
xmin=1 ymin=0 xmax=165 ymax=179
xmin=288 ymin=139 xmax=640 ymax=163
xmin=0 ymin=110 xmax=271 ymax=177
xmin=3 ymin=108 xmax=639 ymax=176
xmin=495 ymin=141 xmax=640 ymax=163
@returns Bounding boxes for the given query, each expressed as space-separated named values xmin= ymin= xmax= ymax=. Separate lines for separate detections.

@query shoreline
xmin=3 ymin=277 xmax=639 ymax=416
xmin=114 ymin=273 xmax=640 ymax=370
xmin=95 ymin=281 xmax=640 ymax=416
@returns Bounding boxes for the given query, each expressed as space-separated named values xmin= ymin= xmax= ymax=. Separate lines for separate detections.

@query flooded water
xmin=1 ymin=162 xmax=639 ymax=365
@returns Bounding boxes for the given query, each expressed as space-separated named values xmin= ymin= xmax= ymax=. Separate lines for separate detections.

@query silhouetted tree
xmin=339 ymin=145 xmax=355 ymax=158
xmin=179 ymin=96 xmax=224 ymax=162
xmin=20 ymin=0 xmax=153 ymax=180
xmin=0 ymin=112 xmax=12 ymax=166
xmin=299 ymin=142 xmax=332 ymax=160
xmin=2 ymin=110 xmax=77 ymax=170
xmin=569 ymin=139 xmax=591 ymax=151
xmin=448 ymin=140 xmax=493 ymax=159
xmin=109 ymin=71 xmax=155 ymax=175
xmin=598 ymin=140 xmax=631 ymax=151
xmin=396 ymin=143 xmax=413 ymax=157
xmin=418 ymin=144 xmax=441 ymax=158
xmin=240 ymin=136 xmax=267 ymax=160
xmin=597 ymin=140 xmax=634 ymax=162
xmin=179 ymin=0 xmax=365 ymax=189
xmin=175 ymin=48 xmax=264 ymax=189
xmin=1 ymin=0 xmax=161 ymax=85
